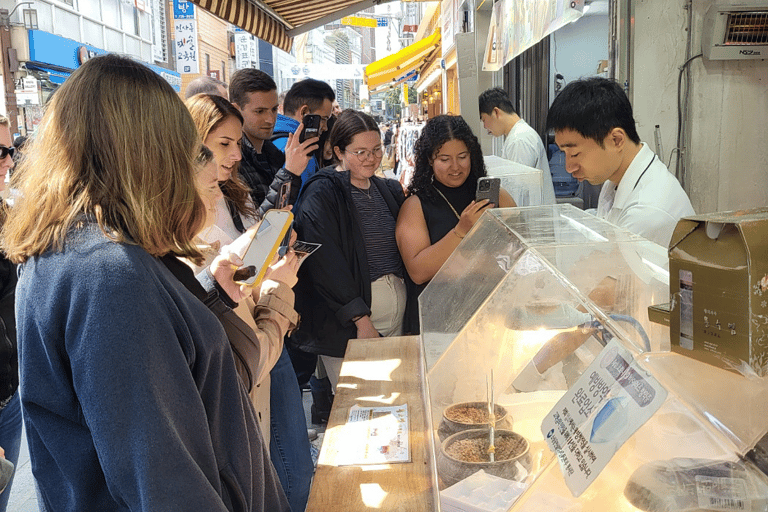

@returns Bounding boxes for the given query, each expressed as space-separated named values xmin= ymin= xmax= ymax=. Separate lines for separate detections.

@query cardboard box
xmin=669 ymin=208 xmax=768 ymax=376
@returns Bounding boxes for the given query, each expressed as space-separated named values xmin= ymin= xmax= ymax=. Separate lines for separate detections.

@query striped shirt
xmin=350 ymin=184 xmax=403 ymax=282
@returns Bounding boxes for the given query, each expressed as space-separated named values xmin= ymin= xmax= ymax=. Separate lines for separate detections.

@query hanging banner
xmin=174 ymin=19 xmax=199 ymax=74
xmin=483 ymin=0 xmax=584 ymax=71
xmin=288 ymin=63 xmax=365 ymax=81
xmin=235 ymin=32 xmax=253 ymax=69
xmin=402 ymin=83 xmax=409 ymax=105
xmin=441 ymin=0 xmax=455 ymax=57
xmin=342 ymin=16 xmax=378 ymax=28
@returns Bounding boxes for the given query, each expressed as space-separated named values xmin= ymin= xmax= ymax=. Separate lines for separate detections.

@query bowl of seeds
xmin=438 ymin=402 xmax=512 ymax=442
xmin=437 ymin=429 xmax=529 ymax=487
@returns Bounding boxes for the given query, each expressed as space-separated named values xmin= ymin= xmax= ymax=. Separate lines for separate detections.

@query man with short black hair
xmin=185 ymin=75 xmax=228 ymax=100
xmin=547 ymin=77 xmax=694 ymax=246
xmin=273 ymin=78 xmax=336 ymax=187
xmin=479 ymin=87 xmax=555 ymax=203
xmin=229 ymin=69 xmax=317 ymax=217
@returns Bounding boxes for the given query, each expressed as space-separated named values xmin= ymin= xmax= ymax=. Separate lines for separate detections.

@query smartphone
xmin=476 ymin=176 xmax=501 ymax=206
xmin=277 ymin=181 xmax=291 ymax=209
xmin=234 ymin=209 xmax=293 ymax=287
xmin=299 ymin=114 xmax=321 ymax=143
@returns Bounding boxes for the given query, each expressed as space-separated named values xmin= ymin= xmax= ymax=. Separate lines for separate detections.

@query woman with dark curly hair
xmin=396 ymin=115 xmax=515 ymax=285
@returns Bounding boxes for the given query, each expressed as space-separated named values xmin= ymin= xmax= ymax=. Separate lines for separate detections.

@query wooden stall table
xmin=306 ymin=335 xmax=436 ymax=511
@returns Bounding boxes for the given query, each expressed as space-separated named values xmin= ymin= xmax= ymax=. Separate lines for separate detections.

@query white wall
xmin=549 ymin=14 xmax=610 ymax=102
xmin=632 ymin=0 xmax=768 ymax=214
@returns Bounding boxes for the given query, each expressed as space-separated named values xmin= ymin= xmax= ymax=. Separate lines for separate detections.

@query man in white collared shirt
xmin=479 ymin=88 xmax=556 ymax=204
xmin=546 ymin=77 xmax=694 ymax=247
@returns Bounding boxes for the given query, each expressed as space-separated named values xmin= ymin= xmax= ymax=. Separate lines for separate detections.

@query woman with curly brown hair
xmin=396 ymin=115 xmax=515 ymax=286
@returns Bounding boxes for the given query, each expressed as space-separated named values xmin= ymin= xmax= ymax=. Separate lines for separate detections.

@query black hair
xmin=283 ymin=79 xmax=336 ymax=117
xmin=185 ymin=76 xmax=226 ymax=99
xmin=478 ymin=87 xmax=517 ymax=115
xmin=546 ymin=77 xmax=640 ymax=146
xmin=329 ymin=109 xmax=380 ymax=164
xmin=407 ymin=115 xmax=486 ymax=200
xmin=229 ymin=68 xmax=277 ymax=107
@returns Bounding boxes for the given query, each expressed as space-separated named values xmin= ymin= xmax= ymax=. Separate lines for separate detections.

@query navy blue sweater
xmin=16 ymin=222 xmax=288 ymax=511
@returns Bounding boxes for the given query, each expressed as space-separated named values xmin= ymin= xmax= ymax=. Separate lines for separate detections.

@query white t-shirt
xmin=503 ymin=119 xmax=555 ymax=204
xmin=596 ymin=143 xmax=695 ymax=247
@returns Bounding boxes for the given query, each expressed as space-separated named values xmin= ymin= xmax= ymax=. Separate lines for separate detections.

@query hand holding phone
xmin=476 ymin=177 xmax=501 ymax=207
xmin=233 ymin=210 xmax=293 ymax=287
xmin=299 ymin=114 xmax=321 ymax=143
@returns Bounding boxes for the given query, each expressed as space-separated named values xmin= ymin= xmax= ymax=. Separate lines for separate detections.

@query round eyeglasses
xmin=345 ymin=147 xmax=383 ymax=162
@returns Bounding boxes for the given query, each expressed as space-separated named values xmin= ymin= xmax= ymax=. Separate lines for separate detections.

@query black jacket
xmin=239 ymin=135 xmax=301 ymax=218
xmin=289 ymin=168 xmax=418 ymax=357
xmin=0 ymin=252 xmax=16 ymax=403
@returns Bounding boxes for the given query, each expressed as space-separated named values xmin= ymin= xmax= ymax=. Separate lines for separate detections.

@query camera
xmin=478 ymin=180 xmax=491 ymax=192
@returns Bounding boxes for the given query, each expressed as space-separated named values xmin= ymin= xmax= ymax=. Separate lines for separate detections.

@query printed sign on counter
xmin=335 ymin=405 xmax=410 ymax=466
xmin=541 ymin=339 xmax=667 ymax=496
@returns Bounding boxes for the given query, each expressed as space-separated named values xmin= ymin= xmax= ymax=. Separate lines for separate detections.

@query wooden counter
xmin=306 ymin=335 xmax=437 ymax=512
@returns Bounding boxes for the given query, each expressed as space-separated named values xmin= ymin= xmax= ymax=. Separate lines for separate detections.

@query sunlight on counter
xmin=341 ymin=358 xmax=402 ymax=382
xmin=360 ymin=483 xmax=387 ymax=508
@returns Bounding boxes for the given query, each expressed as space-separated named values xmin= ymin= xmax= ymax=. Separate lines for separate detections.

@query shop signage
xmin=341 ymin=16 xmax=377 ymax=28
xmin=288 ymin=63 xmax=364 ymax=81
xmin=483 ymin=0 xmax=584 ymax=71
xmin=541 ymin=340 xmax=666 ymax=497
xmin=174 ymin=20 xmax=199 ymax=74
xmin=234 ymin=32 xmax=253 ymax=69
xmin=441 ymin=0 xmax=455 ymax=56
xmin=26 ymin=30 xmax=181 ymax=92
xmin=22 ymin=77 xmax=38 ymax=92
xmin=173 ymin=0 xmax=194 ymax=19
xmin=403 ymin=24 xmax=418 ymax=33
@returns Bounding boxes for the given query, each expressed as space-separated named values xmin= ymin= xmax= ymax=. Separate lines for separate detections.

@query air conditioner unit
xmin=702 ymin=2 xmax=768 ymax=60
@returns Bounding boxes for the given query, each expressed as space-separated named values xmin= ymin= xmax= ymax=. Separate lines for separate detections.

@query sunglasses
xmin=0 ymin=146 xmax=14 ymax=159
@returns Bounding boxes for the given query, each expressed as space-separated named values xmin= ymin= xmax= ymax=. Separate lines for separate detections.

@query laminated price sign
xmin=541 ymin=339 xmax=667 ymax=496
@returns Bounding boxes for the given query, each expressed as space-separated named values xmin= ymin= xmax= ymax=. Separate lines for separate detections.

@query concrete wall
xmin=549 ymin=14 xmax=610 ymax=102
xmin=631 ymin=0 xmax=768 ymax=214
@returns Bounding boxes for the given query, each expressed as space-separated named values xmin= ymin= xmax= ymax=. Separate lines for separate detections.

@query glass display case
xmin=484 ymin=155 xmax=547 ymax=206
xmin=419 ymin=204 xmax=768 ymax=511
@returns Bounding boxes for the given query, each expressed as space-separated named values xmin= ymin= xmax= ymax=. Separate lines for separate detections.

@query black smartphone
xmin=476 ymin=176 xmax=501 ymax=206
xmin=299 ymin=114 xmax=321 ymax=143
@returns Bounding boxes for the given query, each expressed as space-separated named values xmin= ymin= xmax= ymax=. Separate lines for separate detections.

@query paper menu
xmin=334 ymin=404 xmax=410 ymax=466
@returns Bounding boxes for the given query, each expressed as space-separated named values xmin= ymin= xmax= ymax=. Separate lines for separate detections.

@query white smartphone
xmin=233 ymin=209 xmax=293 ymax=287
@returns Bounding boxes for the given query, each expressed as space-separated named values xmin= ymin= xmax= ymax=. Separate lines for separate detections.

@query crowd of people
xmin=0 ymin=53 xmax=694 ymax=512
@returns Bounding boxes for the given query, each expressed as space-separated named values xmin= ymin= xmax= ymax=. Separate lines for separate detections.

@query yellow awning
xmin=365 ymin=30 xmax=441 ymax=92
xmin=191 ymin=0 xmax=382 ymax=53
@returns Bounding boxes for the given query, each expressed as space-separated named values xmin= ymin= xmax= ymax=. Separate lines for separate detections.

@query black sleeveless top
xmin=416 ymin=179 xmax=476 ymax=245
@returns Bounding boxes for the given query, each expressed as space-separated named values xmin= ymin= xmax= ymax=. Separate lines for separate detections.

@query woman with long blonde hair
xmin=2 ymin=54 xmax=288 ymax=511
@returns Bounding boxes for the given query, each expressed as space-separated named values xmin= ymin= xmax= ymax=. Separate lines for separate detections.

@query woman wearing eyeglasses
xmin=290 ymin=109 xmax=416 ymax=389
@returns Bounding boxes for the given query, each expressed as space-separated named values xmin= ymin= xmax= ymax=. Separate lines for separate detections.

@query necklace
xmin=434 ymin=187 xmax=460 ymax=220
xmin=352 ymin=185 xmax=372 ymax=199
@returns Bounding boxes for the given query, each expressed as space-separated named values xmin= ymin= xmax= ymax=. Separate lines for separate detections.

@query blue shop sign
xmin=27 ymin=30 xmax=181 ymax=92
xmin=173 ymin=0 xmax=194 ymax=19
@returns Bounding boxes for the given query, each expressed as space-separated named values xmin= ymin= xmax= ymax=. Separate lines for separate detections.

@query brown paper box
xmin=669 ymin=208 xmax=768 ymax=376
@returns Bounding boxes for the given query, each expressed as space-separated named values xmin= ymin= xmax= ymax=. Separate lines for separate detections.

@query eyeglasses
xmin=345 ymin=147 xmax=383 ymax=162
xmin=0 ymin=146 xmax=14 ymax=160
